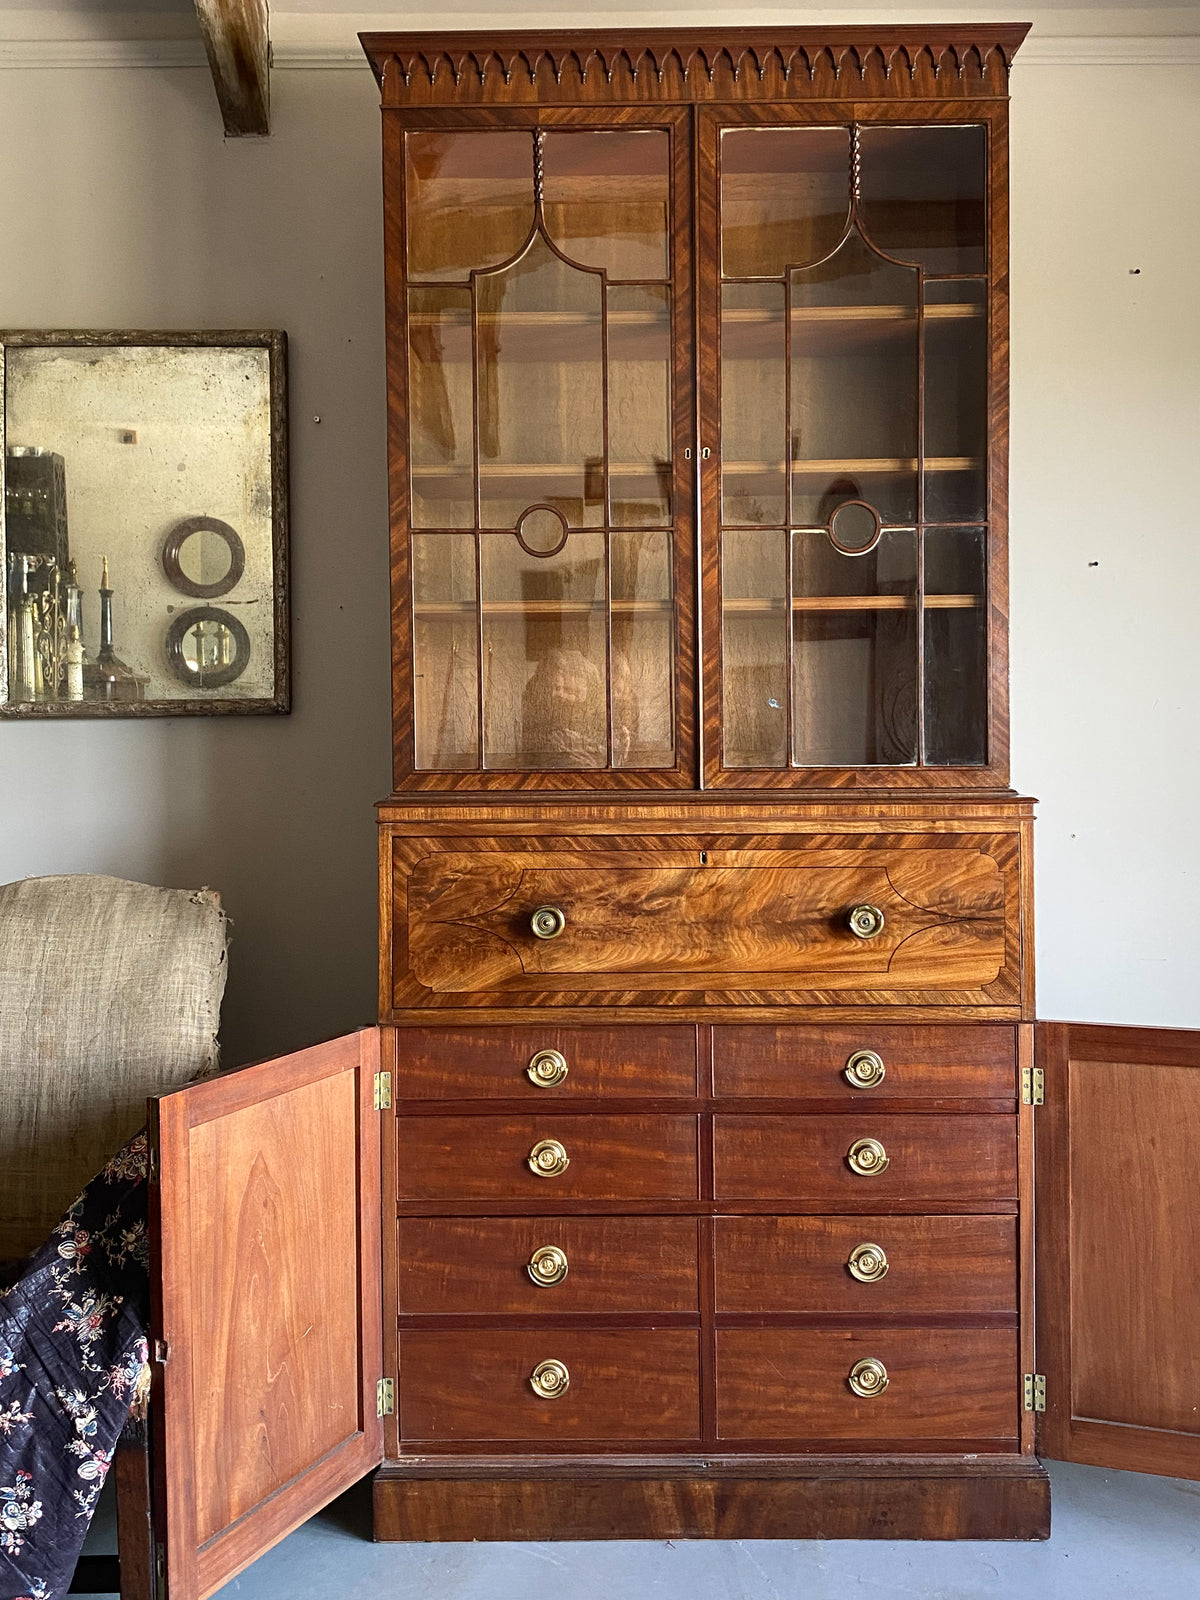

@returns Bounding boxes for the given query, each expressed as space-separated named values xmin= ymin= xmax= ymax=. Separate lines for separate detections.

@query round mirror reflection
xmin=162 ymin=516 xmax=245 ymax=598
xmin=165 ymin=606 xmax=251 ymax=689
xmin=828 ymin=499 xmax=882 ymax=556
xmin=515 ymin=504 xmax=570 ymax=558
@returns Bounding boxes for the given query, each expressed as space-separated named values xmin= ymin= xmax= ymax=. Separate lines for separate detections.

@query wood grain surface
xmin=712 ymin=1023 xmax=1016 ymax=1100
xmin=394 ymin=1024 xmax=698 ymax=1099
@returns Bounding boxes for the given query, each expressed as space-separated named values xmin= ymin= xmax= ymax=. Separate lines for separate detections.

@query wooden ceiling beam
xmin=194 ymin=0 xmax=270 ymax=137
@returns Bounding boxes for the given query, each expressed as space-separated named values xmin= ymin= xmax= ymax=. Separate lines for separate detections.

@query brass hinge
xmin=373 ymin=1071 xmax=392 ymax=1111
xmin=377 ymin=1377 xmax=395 ymax=1417
xmin=1023 ymin=1373 xmax=1046 ymax=1412
xmin=1021 ymin=1067 xmax=1044 ymax=1106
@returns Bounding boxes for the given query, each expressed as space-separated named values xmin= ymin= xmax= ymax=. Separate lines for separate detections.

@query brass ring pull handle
xmin=530 ymin=905 xmax=567 ymax=940
xmin=527 ymin=1048 xmax=568 ymax=1088
xmin=528 ymin=1245 xmax=569 ymax=1286
xmin=848 ymin=1357 xmax=889 ymax=1398
xmin=846 ymin=903 xmax=886 ymax=940
xmin=847 ymin=1242 xmax=889 ymax=1283
xmin=847 ymin=1137 xmax=889 ymax=1177
xmin=844 ymin=1049 xmax=886 ymax=1089
xmin=528 ymin=1138 xmax=570 ymax=1178
xmin=529 ymin=1358 xmax=570 ymax=1399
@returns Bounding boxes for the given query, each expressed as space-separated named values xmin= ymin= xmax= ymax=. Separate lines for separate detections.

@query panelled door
xmin=148 ymin=1031 xmax=383 ymax=1600
xmin=1035 ymin=1022 xmax=1200 ymax=1480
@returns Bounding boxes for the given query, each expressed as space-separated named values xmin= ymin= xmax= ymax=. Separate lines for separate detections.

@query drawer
xmin=713 ymin=1115 xmax=1016 ymax=1203
xmin=716 ymin=1327 xmax=1018 ymax=1442
xmin=392 ymin=833 xmax=1020 ymax=1011
xmin=399 ymin=1330 xmax=700 ymax=1442
xmin=713 ymin=1216 xmax=1017 ymax=1313
xmin=712 ymin=1025 xmax=1016 ymax=1101
xmin=398 ymin=1217 xmax=699 ymax=1313
xmin=393 ymin=1025 xmax=697 ymax=1100
xmin=397 ymin=1115 xmax=699 ymax=1200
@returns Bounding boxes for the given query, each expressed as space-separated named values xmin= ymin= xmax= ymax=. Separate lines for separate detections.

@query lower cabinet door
xmin=716 ymin=1328 xmax=1018 ymax=1444
xmin=398 ymin=1329 xmax=701 ymax=1443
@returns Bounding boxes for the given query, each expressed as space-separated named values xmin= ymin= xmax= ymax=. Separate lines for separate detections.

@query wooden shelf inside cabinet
xmin=408 ymin=310 xmax=669 ymax=327
xmin=726 ymin=458 xmax=980 ymax=477
xmin=723 ymin=594 xmax=982 ymax=614
xmin=411 ymin=463 xmax=667 ymax=480
xmin=414 ymin=600 xmax=673 ymax=617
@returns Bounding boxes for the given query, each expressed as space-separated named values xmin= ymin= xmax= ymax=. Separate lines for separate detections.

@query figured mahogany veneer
xmin=396 ymin=1114 xmax=700 ymax=1200
xmin=398 ymin=1216 xmax=700 ymax=1314
xmin=394 ymin=1024 xmax=698 ymax=1100
xmin=713 ymin=1115 xmax=1017 ymax=1204
xmin=398 ymin=1330 xmax=701 ymax=1442
xmin=716 ymin=1327 xmax=1019 ymax=1443
xmin=713 ymin=1216 xmax=1017 ymax=1314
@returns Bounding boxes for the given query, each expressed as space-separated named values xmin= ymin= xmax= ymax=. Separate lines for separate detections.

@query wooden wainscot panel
xmin=397 ymin=1114 xmax=699 ymax=1200
xmin=716 ymin=1327 xmax=1019 ymax=1444
xmin=394 ymin=1024 xmax=698 ymax=1099
xmin=714 ymin=1215 xmax=1017 ymax=1314
xmin=714 ymin=1114 xmax=1017 ymax=1204
xmin=397 ymin=1329 xmax=700 ymax=1442
xmin=398 ymin=1216 xmax=700 ymax=1314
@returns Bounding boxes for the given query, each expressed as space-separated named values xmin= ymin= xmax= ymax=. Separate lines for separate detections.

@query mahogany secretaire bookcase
xmin=139 ymin=29 xmax=1200 ymax=1598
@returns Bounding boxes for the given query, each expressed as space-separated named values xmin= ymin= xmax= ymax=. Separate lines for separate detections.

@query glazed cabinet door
xmin=698 ymin=105 xmax=1009 ymax=790
xmin=386 ymin=106 xmax=695 ymax=789
xmin=148 ymin=1031 xmax=383 ymax=1600
xmin=1035 ymin=1022 xmax=1200 ymax=1480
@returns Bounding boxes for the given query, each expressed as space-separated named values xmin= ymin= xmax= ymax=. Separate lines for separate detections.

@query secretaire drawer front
xmin=391 ymin=834 xmax=1021 ymax=1010
xmin=397 ymin=1115 xmax=699 ymax=1200
xmin=716 ymin=1328 xmax=1018 ymax=1443
xmin=398 ymin=1217 xmax=700 ymax=1314
xmin=712 ymin=1025 xmax=1016 ymax=1101
xmin=713 ymin=1115 xmax=1017 ymax=1203
xmin=393 ymin=1025 xmax=697 ymax=1099
xmin=713 ymin=1216 xmax=1017 ymax=1313
xmin=399 ymin=1330 xmax=700 ymax=1442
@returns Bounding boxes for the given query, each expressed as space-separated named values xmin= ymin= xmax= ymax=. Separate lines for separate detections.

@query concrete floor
xmin=79 ymin=1460 xmax=1200 ymax=1599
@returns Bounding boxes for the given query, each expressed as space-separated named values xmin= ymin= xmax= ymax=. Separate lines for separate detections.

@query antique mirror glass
xmin=0 ymin=332 xmax=288 ymax=715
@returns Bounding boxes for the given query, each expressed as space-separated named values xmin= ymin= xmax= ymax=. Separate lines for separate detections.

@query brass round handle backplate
xmin=528 ymin=1245 xmax=569 ymax=1286
xmin=528 ymin=1138 xmax=570 ymax=1178
xmin=846 ymin=903 xmax=886 ymax=940
xmin=848 ymin=1357 xmax=889 ymax=1398
xmin=844 ymin=1049 xmax=886 ymax=1089
xmin=527 ymin=1048 xmax=569 ymax=1088
xmin=847 ymin=1137 xmax=890 ymax=1177
xmin=847 ymin=1242 xmax=889 ymax=1283
xmin=530 ymin=1358 xmax=570 ymax=1399
xmin=530 ymin=905 xmax=567 ymax=940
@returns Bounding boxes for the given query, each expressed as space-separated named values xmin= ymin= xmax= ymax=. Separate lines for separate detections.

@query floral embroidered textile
xmin=0 ymin=1134 xmax=150 ymax=1600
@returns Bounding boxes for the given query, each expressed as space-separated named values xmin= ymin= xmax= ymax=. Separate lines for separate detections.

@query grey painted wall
xmin=0 ymin=37 xmax=1197 ymax=1067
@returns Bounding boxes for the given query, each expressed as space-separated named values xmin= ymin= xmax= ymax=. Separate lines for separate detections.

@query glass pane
xmin=925 ymin=279 xmax=988 ymax=522
xmin=608 ymin=286 xmax=672 ymax=528
xmin=924 ymin=526 xmax=987 ymax=766
xmin=611 ymin=530 xmax=674 ymax=767
xmin=721 ymin=128 xmax=850 ymax=278
xmin=412 ymin=533 xmax=479 ymax=769
xmin=792 ymin=528 xmax=917 ymax=765
xmin=477 ymin=234 xmax=603 ymax=530
xmin=405 ymin=131 xmax=534 ymax=283
xmin=722 ymin=283 xmax=786 ymax=526
xmin=722 ymin=529 xmax=788 ymax=767
xmin=408 ymin=287 xmax=473 ymax=529
xmin=481 ymin=529 xmax=607 ymax=769
xmin=858 ymin=125 xmax=987 ymax=275
xmin=543 ymin=131 xmax=669 ymax=281
xmin=791 ymin=230 xmax=919 ymax=525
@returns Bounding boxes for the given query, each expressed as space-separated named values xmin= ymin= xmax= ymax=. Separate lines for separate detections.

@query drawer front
xmin=713 ymin=1216 xmax=1017 ymax=1313
xmin=394 ymin=1025 xmax=697 ymax=1100
xmin=398 ymin=1217 xmax=700 ymax=1313
xmin=713 ymin=1025 xmax=1016 ymax=1101
xmin=397 ymin=1115 xmax=699 ymax=1200
xmin=716 ymin=1328 xmax=1018 ymax=1442
xmin=393 ymin=834 xmax=1020 ymax=1010
xmin=713 ymin=1115 xmax=1016 ymax=1203
xmin=399 ymin=1330 xmax=700 ymax=1442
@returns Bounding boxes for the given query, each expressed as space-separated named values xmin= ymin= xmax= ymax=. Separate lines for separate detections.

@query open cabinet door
xmin=1036 ymin=1021 xmax=1200 ymax=1479
xmin=148 ymin=1031 xmax=384 ymax=1600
